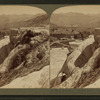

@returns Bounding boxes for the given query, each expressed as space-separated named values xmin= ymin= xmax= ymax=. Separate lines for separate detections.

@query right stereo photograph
xmin=50 ymin=5 xmax=100 ymax=88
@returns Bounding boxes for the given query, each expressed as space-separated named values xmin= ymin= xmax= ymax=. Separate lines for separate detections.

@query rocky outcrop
xmin=55 ymin=47 xmax=100 ymax=88
xmin=0 ymin=29 xmax=49 ymax=87
xmin=50 ymin=37 xmax=100 ymax=88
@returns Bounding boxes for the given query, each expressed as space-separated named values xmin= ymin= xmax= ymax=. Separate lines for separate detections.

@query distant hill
xmin=50 ymin=12 xmax=100 ymax=28
xmin=0 ymin=14 xmax=48 ymax=30
xmin=8 ymin=14 xmax=49 ymax=28
xmin=0 ymin=14 xmax=34 ymax=29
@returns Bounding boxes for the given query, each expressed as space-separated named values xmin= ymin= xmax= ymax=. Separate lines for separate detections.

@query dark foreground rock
xmin=0 ymin=29 xmax=49 ymax=87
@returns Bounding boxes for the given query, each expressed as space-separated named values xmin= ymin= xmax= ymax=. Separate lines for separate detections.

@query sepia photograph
xmin=0 ymin=5 xmax=50 ymax=88
xmin=50 ymin=5 xmax=100 ymax=88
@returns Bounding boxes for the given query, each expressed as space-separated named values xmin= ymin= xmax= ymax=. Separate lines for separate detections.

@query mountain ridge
xmin=50 ymin=12 xmax=100 ymax=28
xmin=0 ymin=13 xmax=48 ymax=30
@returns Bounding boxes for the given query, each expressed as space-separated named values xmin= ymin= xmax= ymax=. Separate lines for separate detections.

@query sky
xmin=0 ymin=5 xmax=46 ymax=15
xmin=53 ymin=5 xmax=100 ymax=14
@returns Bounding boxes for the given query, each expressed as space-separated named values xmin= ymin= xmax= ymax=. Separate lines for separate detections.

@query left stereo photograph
xmin=0 ymin=5 xmax=50 ymax=88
